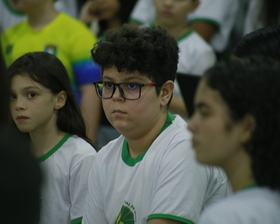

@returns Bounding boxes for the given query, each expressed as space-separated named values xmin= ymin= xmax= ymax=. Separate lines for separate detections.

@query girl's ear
xmin=54 ymin=91 xmax=67 ymax=110
xmin=160 ymin=80 xmax=174 ymax=107
xmin=240 ymin=114 xmax=256 ymax=144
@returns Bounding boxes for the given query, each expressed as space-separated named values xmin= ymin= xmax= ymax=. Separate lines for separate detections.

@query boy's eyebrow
xmin=102 ymin=76 xmax=146 ymax=82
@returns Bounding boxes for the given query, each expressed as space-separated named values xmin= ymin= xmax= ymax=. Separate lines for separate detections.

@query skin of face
xmin=8 ymin=0 xmax=49 ymax=13
xmin=10 ymin=73 xmax=61 ymax=135
xmin=88 ymin=0 xmax=121 ymax=21
xmin=187 ymin=79 xmax=247 ymax=168
xmin=153 ymin=0 xmax=198 ymax=28
xmin=101 ymin=66 xmax=171 ymax=140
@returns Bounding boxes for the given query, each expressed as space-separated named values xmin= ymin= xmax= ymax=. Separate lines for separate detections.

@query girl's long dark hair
xmin=98 ymin=0 xmax=138 ymax=37
xmin=7 ymin=52 xmax=96 ymax=149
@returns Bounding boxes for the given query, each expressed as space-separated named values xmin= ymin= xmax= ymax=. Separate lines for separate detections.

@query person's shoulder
xmin=170 ymin=115 xmax=189 ymax=133
xmin=58 ymin=12 xmax=92 ymax=31
xmin=96 ymin=135 xmax=125 ymax=158
xmin=159 ymin=114 xmax=192 ymax=145
xmin=199 ymin=187 xmax=280 ymax=224
xmin=188 ymin=31 xmax=214 ymax=51
xmin=198 ymin=193 xmax=245 ymax=223
xmin=64 ymin=134 xmax=97 ymax=156
xmin=1 ymin=19 xmax=26 ymax=36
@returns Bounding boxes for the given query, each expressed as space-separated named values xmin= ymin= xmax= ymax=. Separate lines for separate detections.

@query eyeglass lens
xmin=97 ymin=82 xmax=141 ymax=100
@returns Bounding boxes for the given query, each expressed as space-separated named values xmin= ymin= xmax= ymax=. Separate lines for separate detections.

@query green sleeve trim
xmin=129 ymin=18 xmax=145 ymax=25
xmin=189 ymin=18 xmax=221 ymax=29
xmin=3 ymin=0 xmax=25 ymax=16
xmin=70 ymin=216 xmax=82 ymax=224
xmin=37 ymin=133 xmax=72 ymax=162
xmin=148 ymin=214 xmax=195 ymax=224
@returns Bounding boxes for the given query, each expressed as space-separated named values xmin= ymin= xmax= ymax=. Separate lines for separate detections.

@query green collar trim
xmin=122 ymin=113 xmax=175 ymax=166
xmin=242 ymin=182 xmax=258 ymax=191
xmin=189 ymin=18 xmax=221 ymax=29
xmin=176 ymin=29 xmax=193 ymax=42
xmin=3 ymin=0 xmax=25 ymax=16
xmin=37 ymin=133 xmax=72 ymax=163
xmin=149 ymin=23 xmax=193 ymax=42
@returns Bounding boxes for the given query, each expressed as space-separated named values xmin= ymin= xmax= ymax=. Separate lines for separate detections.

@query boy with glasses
xmin=83 ymin=24 xmax=228 ymax=224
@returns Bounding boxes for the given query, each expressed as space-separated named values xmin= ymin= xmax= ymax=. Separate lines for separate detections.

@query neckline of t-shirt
xmin=25 ymin=12 xmax=63 ymax=33
xmin=121 ymin=113 xmax=175 ymax=166
xmin=241 ymin=182 xmax=258 ymax=191
xmin=37 ymin=133 xmax=72 ymax=163
xmin=149 ymin=22 xmax=193 ymax=42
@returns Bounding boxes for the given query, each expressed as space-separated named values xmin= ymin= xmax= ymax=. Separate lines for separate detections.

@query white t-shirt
xmin=83 ymin=114 xmax=229 ymax=224
xmin=129 ymin=0 xmax=239 ymax=52
xmin=188 ymin=0 xmax=239 ymax=53
xmin=198 ymin=186 xmax=280 ymax=224
xmin=174 ymin=29 xmax=216 ymax=96
xmin=0 ymin=0 xmax=77 ymax=34
xmin=38 ymin=134 xmax=96 ymax=224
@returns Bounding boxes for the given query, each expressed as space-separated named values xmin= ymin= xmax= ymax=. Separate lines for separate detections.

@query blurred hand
xmin=79 ymin=1 xmax=99 ymax=25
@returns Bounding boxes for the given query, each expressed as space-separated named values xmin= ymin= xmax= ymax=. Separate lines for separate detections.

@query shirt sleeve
xmin=82 ymin=156 xmax=108 ymax=224
xmin=188 ymin=0 xmax=232 ymax=29
xmin=70 ymin=28 xmax=102 ymax=87
xmin=69 ymin=154 xmax=96 ymax=224
xmin=190 ymin=46 xmax=216 ymax=75
xmin=147 ymin=136 xmax=212 ymax=224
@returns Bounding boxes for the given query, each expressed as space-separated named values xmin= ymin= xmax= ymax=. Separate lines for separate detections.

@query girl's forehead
xmin=11 ymin=73 xmax=44 ymax=90
xmin=195 ymin=80 xmax=227 ymax=109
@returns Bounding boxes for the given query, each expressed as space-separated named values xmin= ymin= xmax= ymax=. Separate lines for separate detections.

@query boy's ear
xmin=54 ymin=91 xmax=67 ymax=110
xmin=191 ymin=0 xmax=200 ymax=12
xmin=160 ymin=80 xmax=174 ymax=107
xmin=240 ymin=114 xmax=256 ymax=144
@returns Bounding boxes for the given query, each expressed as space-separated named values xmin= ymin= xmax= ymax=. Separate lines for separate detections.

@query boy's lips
xmin=112 ymin=109 xmax=126 ymax=115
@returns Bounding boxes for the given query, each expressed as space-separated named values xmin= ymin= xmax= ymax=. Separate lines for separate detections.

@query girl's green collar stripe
xmin=3 ymin=0 xmax=25 ymax=16
xmin=37 ymin=133 xmax=72 ymax=163
xmin=122 ymin=113 xmax=175 ymax=166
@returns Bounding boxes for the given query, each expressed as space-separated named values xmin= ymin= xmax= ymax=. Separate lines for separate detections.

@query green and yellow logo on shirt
xmin=115 ymin=201 xmax=136 ymax=224
xmin=44 ymin=44 xmax=58 ymax=56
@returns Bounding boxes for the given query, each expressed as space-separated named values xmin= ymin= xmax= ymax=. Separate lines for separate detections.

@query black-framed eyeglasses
xmin=93 ymin=81 xmax=161 ymax=100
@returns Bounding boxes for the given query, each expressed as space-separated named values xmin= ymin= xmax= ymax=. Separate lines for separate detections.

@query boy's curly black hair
xmin=91 ymin=24 xmax=179 ymax=93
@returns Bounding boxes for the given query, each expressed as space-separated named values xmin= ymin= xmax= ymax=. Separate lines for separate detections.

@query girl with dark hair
xmin=232 ymin=25 xmax=280 ymax=61
xmin=188 ymin=56 xmax=280 ymax=224
xmin=79 ymin=0 xmax=137 ymax=38
xmin=7 ymin=51 xmax=97 ymax=224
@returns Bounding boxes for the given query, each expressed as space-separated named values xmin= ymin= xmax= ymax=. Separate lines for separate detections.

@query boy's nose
xmin=112 ymin=86 xmax=125 ymax=101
